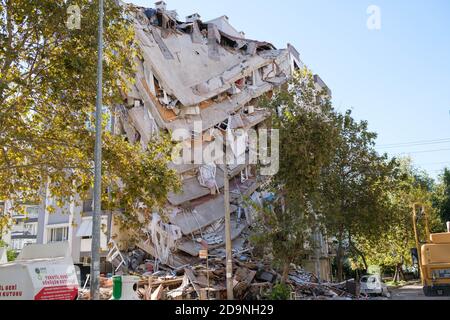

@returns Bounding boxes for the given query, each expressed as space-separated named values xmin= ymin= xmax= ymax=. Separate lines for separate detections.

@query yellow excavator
xmin=412 ymin=203 xmax=450 ymax=297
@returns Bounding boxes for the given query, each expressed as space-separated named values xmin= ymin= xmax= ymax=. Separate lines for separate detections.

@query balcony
xmin=11 ymin=205 xmax=40 ymax=220
xmin=77 ymin=215 xmax=109 ymax=253
xmin=11 ymin=231 xmax=38 ymax=240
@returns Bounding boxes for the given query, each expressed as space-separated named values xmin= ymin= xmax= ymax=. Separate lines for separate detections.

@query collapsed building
xmin=110 ymin=1 xmax=333 ymax=281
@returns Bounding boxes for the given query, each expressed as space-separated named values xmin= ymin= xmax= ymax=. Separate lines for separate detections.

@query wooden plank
xmin=138 ymin=277 xmax=184 ymax=289
xmin=184 ymin=269 xmax=202 ymax=298
xmin=151 ymin=284 xmax=164 ymax=300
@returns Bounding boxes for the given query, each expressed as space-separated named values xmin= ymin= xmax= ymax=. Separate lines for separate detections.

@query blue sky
xmin=130 ymin=0 xmax=450 ymax=179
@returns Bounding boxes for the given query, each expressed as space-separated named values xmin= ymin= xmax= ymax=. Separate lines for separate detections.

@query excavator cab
xmin=413 ymin=204 xmax=450 ymax=297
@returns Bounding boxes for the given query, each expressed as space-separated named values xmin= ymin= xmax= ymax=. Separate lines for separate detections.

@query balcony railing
xmin=12 ymin=214 xmax=39 ymax=220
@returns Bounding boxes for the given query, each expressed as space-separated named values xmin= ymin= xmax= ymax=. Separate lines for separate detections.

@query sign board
xmin=28 ymin=262 xmax=79 ymax=300
xmin=34 ymin=286 xmax=78 ymax=300
xmin=0 ymin=243 xmax=79 ymax=300
xmin=199 ymin=250 xmax=208 ymax=260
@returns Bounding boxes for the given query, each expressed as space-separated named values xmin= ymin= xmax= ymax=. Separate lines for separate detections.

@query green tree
xmin=251 ymin=69 xmax=340 ymax=283
xmin=0 ymin=1 xmax=179 ymax=229
xmin=434 ymin=168 xmax=450 ymax=224
xmin=320 ymin=110 xmax=397 ymax=281
xmin=355 ymin=158 xmax=441 ymax=282
xmin=0 ymin=205 xmax=9 ymax=240
xmin=0 ymin=240 xmax=16 ymax=262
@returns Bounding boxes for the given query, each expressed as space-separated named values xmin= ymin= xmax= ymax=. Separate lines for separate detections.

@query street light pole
xmin=90 ymin=0 xmax=104 ymax=301
xmin=223 ymin=149 xmax=234 ymax=300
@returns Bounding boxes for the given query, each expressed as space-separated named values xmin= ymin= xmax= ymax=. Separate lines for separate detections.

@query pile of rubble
xmin=80 ymin=246 xmax=359 ymax=300
xmin=78 ymin=277 xmax=114 ymax=300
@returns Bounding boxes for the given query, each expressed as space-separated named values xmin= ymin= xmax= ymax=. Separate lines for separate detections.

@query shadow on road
xmin=389 ymin=282 xmax=450 ymax=300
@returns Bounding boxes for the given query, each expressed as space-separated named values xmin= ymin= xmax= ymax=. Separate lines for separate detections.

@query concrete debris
xmin=287 ymin=267 xmax=358 ymax=300
xmin=146 ymin=214 xmax=183 ymax=265
xmin=197 ymin=163 xmax=219 ymax=194
xmin=129 ymin=249 xmax=147 ymax=271
xmin=83 ymin=248 xmax=358 ymax=300
xmin=256 ymin=271 xmax=277 ymax=283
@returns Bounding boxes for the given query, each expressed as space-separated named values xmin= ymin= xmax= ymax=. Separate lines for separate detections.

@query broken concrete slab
xmin=256 ymin=271 xmax=277 ymax=283
xmin=177 ymin=219 xmax=247 ymax=256
xmin=168 ymin=168 xmax=224 ymax=206
xmin=169 ymin=195 xmax=238 ymax=235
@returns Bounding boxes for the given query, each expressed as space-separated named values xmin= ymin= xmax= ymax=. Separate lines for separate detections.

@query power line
xmin=377 ymin=138 xmax=450 ymax=149
xmin=378 ymin=138 xmax=450 ymax=147
xmin=416 ymin=161 xmax=450 ymax=166
xmin=379 ymin=140 xmax=450 ymax=149
xmin=397 ymin=148 xmax=450 ymax=155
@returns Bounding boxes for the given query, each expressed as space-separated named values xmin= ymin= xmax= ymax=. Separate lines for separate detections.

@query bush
xmin=7 ymin=250 xmax=17 ymax=262
xmin=0 ymin=240 xmax=17 ymax=262
xmin=269 ymin=283 xmax=292 ymax=300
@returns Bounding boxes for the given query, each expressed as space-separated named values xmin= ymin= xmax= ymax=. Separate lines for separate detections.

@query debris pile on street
xmin=78 ymin=277 xmax=114 ymax=300
xmin=79 ymin=245 xmax=359 ymax=300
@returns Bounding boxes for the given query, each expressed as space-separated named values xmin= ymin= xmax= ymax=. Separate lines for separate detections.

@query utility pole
xmin=223 ymin=149 xmax=234 ymax=300
xmin=314 ymin=230 xmax=322 ymax=283
xmin=412 ymin=203 xmax=426 ymax=286
xmin=90 ymin=0 xmax=104 ymax=301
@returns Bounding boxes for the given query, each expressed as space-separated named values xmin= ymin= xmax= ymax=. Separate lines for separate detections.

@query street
xmin=389 ymin=282 xmax=450 ymax=300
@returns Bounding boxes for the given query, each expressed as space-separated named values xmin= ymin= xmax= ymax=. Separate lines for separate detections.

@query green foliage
xmin=251 ymin=69 xmax=340 ymax=277
xmin=269 ymin=283 xmax=292 ymax=300
xmin=102 ymin=133 xmax=181 ymax=230
xmin=0 ymin=215 xmax=10 ymax=238
xmin=0 ymin=1 xmax=180 ymax=230
xmin=7 ymin=249 xmax=16 ymax=262
xmin=319 ymin=108 xmax=398 ymax=279
xmin=367 ymin=265 xmax=381 ymax=275
xmin=354 ymin=158 xmax=442 ymax=270
xmin=433 ymin=168 xmax=450 ymax=224
xmin=0 ymin=240 xmax=16 ymax=262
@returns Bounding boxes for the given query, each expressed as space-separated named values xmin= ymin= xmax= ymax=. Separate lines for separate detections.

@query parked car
xmin=360 ymin=275 xmax=390 ymax=297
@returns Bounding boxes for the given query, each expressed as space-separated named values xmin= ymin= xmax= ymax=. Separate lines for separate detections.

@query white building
xmin=35 ymin=192 xmax=110 ymax=270
xmin=1 ymin=201 xmax=39 ymax=253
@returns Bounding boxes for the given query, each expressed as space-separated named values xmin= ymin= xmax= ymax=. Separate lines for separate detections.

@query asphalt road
xmin=389 ymin=283 xmax=450 ymax=300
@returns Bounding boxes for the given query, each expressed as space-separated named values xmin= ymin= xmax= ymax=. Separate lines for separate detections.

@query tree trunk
xmin=393 ymin=267 xmax=399 ymax=283
xmin=281 ymin=261 xmax=291 ymax=284
xmin=336 ymin=241 xmax=344 ymax=282
xmin=393 ymin=263 xmax=405 ymax=283
xmin=348 ymin=234 xmax=368 ymax=271
xmin=397 ymin=264 xmax=405 ymax=282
